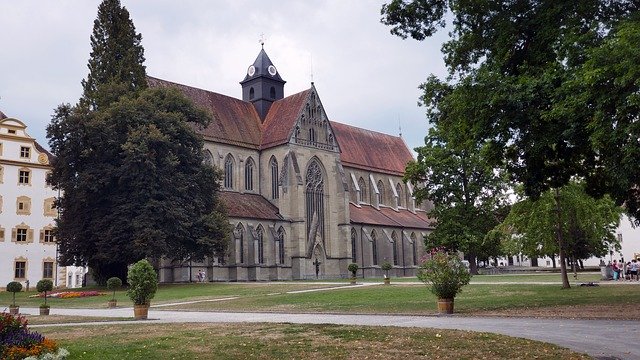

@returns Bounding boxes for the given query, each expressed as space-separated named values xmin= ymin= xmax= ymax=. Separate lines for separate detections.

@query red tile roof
xmin=349 ymin=203 xmax=433 ymax=230
xmin=219 ymin=191 xmax=282 ymax=221
xmin=261 ymin=89 xmax=310 ymax=149
xmin=332 ymin=122 xmax=413 ymax=176
xmin=148 ymin=77 xmax=263 ymax=149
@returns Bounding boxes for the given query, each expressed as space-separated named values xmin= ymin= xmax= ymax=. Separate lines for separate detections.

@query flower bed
xmin=0 ymin=312 xmax=69 ymax=359
xmin=29 ymin=291 xmax=106 ymax=299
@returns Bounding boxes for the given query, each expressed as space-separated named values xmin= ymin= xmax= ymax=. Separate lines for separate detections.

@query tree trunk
xmin=468 ymin=253 xmax=478 ymax=275
xmin=551 ymin=255 xmax=556 ymax=268
xmin=554 ymin=188 xmax=571 ymax=289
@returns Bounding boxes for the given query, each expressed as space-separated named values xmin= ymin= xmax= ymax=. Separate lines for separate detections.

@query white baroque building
xmin=0 ymin=112 xmax=85 ymax=289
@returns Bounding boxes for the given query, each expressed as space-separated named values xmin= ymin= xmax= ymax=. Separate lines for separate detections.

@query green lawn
xmin=36 ymin=322 xmax=590 ymax=360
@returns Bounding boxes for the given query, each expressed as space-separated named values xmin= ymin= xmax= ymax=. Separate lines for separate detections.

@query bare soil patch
xmin=472 ymin=303 xmax=640 ymax=320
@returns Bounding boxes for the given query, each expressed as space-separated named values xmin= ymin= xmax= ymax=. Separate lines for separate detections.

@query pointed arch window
xmin=235 ymin=223 xmax=244 ymax=264
xmin=270 ymin=156 xmax=279 ymax=199
xmin=358 ymin=177 xmax=367 ymax=204
xmin=203 ymin=150 xmax=214 ymax=167
xmin=276 ymin=227 xmax=285 ymax=265
xmin=396 ymin=183 xmax=404 ymax=208
xmin=309 ymin=128 xmax=316 ymax=143
xmin=411 ymin=233 xmax=417 ymax=265
xmin=224 ymin=155 xmax=234 ymax=189
xmin=391 ymin=231 xmax=399 ymax=265
xmin=305 ymin=159 xmax=325 ymax=247
xmin=371 ymin=230 xmax=378 ymax=266
xmin=245 ymin=158 xmax=255 ymax=191
xmin=249 ymin=87 xmax=255 ymax=100
xmin=377 ymin=180 xmax=385 ymax=205
xmin=256 ymin=225 xmax=264 ymax=264
xmin=351 ymin=228 xmax=357 ymax=263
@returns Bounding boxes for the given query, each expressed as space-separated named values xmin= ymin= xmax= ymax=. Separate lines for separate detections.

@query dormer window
xmin=8 ymin=129 xmax=16 ymax=134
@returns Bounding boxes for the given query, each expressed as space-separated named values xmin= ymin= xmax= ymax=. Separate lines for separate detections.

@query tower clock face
xmin=268 ymin=65 xmax=277 ymax=76
xmin=247 ymin=65 xmax=256 ymax=76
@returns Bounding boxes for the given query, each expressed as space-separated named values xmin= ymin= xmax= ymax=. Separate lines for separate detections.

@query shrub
xmin=106 ymin=277 xmax=122 ymax=302
xmin=126 ymin=259 xmax=158 ymax=306
xmin=6 ymin=282 xmax=22 ymax=307
xmin=36 ymin=280 xmax=53 ymax=307
xmin=381 ymin=261 xmax=393 ymax=278
xmin=417 ymin=250 xmax=471 ymax=300
xmin=347 ymin=263 xmax=359 ymax=278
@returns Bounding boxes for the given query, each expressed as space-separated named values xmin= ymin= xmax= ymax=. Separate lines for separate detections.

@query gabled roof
xmin=349 ymin=203 xmax=433 ymax=230
xmin=0 ymin=110 xmax=6 ymax=120
xmin=332 ymin=122 xmax=413 ymax=176
xmin=261 ymin=89 xmax=310 ymax=149
xmin=148 ymin=77 xmax=263 ymax=149
xmin=219 ymin=191 xmax=282 ymax=221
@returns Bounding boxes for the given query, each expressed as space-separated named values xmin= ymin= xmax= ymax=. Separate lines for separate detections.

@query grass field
xmin=35 ymin=322 xmax=590 ymax=360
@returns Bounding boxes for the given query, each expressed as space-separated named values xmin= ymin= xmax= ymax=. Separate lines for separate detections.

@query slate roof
xmin=219 ymin=191 xmax=282 ymax=221
xmin=34 ymin=141 xmax=54 ymax=163
xmin=0 ymin=110 xmax=6 ymax=120
xmin=148 ymin=77 xmax=263 ymax=149
xmin=332 ymin=122 xmax=413 ymax=176
xmin=349 ymin=203 xmax=433 ymax=230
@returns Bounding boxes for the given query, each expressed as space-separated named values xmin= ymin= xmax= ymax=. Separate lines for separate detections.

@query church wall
xmin=203 ymin=141 xmax=261 ymax=194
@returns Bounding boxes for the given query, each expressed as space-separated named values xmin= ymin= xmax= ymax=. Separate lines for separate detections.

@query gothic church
xmin=151 ymin=48 xmax=433 ymax=281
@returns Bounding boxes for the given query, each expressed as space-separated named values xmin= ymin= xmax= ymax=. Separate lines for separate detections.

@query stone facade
xmin=153 ymin=48 xmax=433 ymax=282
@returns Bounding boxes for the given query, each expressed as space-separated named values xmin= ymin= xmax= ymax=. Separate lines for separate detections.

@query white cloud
xmin=0 ymin=0 xmax=449 ymax=152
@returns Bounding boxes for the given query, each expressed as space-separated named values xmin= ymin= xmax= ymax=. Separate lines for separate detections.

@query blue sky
xmin=0 ymin=0 xmax=449 ymax=153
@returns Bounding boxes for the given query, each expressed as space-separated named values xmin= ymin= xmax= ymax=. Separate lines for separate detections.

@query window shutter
xmin=40 ymin=229 xmax=45 ymax=243
xmin=11 ymin=228 xmax=16 ymax=241
xmin=0 ymin=229 xmax=4 ymax=241
xmin=27 ymin=229 xmax=34 ymax=242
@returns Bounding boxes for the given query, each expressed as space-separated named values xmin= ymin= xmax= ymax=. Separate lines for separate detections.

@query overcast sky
xmin=0 ymin=0 xmax=449 ymax=153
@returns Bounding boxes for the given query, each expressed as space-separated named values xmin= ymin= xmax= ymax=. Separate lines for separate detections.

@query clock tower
xmin=240 ymin=47 xmax=286 ymax=122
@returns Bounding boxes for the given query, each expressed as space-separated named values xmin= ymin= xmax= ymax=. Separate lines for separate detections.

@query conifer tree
xmin=48 ymin=0 xmax=229 ymax=284
xmin=81 ymin=0 xmax=146 ymax=110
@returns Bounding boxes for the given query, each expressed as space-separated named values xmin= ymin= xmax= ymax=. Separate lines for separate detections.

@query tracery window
xmin=377 ymin=180 xmax=385 ymax=205
xmin=203 ymin=150 xmax=214 ymax=167
xmin=245 ymin=157 xmax=255 ymax=191
xmin=411 ymin=233 xmax=417 ymax=265
xmin=351 ymin=228 xmax=357 ymax=263
xmin=224 ymin=155 xmax=234 ymax=189
xmin=358 ymin=177 xmax=367 ymax=204
xmin=305 ymin=159 xmax=325 ymax=246
xmin=276 ymin=227 xmax=285 ymax=265
xmin=235 ymin=223 xmax=244 ymax=264
xmin=391 ymin=231 xmax=399 ymax=265
xmin=256 ymin=225 xmax=264 ymax=264
xmin=396 ymin=183 xmax=404 ymax=208
xmin=270 ymin=156 xmax=279 ymax=199
xmin=371 ymin=230 xmax=378 ymax=266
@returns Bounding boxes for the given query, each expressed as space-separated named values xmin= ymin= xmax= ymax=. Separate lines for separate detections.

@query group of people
xmin=196 ymin=269 xmax=206 ymax=283
xmin=611 ymin=259 xmax=639 ymax=281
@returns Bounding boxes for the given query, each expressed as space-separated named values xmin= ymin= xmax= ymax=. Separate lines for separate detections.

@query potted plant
xmin=126 ymin=259 xmax=158 ymax=320
xmin=6 ymin=281 xmax=23 ymax=315
xmin=106 ymin=277 xmax=122 ymax=308
xmin=36 ymin=279 xmax=53 ymax=315
xmin=348 ymin=263 xmax=359 ymax=285
xmin=417 ymin=250 xmax=471 ymax=314
xmin=381 ymin=261 xmax=393 ymax=285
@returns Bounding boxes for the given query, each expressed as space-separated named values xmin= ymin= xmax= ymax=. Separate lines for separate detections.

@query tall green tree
xmin=81 ymin=0 xmax=147 ymax=110
xmin=381 ymin=0 xmax=639 ymax=217
xmin=492 ymin=182 xmax=622 ymax=288
xmin=405 ymin=122 xmax=509 ymax=274
xmin=47 ymin=0 xmax=229 ymax=283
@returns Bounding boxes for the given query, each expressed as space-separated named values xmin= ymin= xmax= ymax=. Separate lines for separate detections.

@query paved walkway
xmin=25 ymin=306 xmax=639 ymax=360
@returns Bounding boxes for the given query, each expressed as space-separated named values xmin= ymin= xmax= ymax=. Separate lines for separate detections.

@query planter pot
xmin=9 ymin=306 xmax=19 ymax=315
xmin=384 ymin=278 xmax=391 ymax=285
xmin=133 ymin=304 xmax=150 ymax=320
xmin=437 ymin=298 xmax=454 ymax=314
xmin=350 ymin=278 xmax=357 ymax=285
xmin=108 ymin=300 xmax=117 ymax=308
xmin=39 ymin=307 xmax=50 ymax=316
